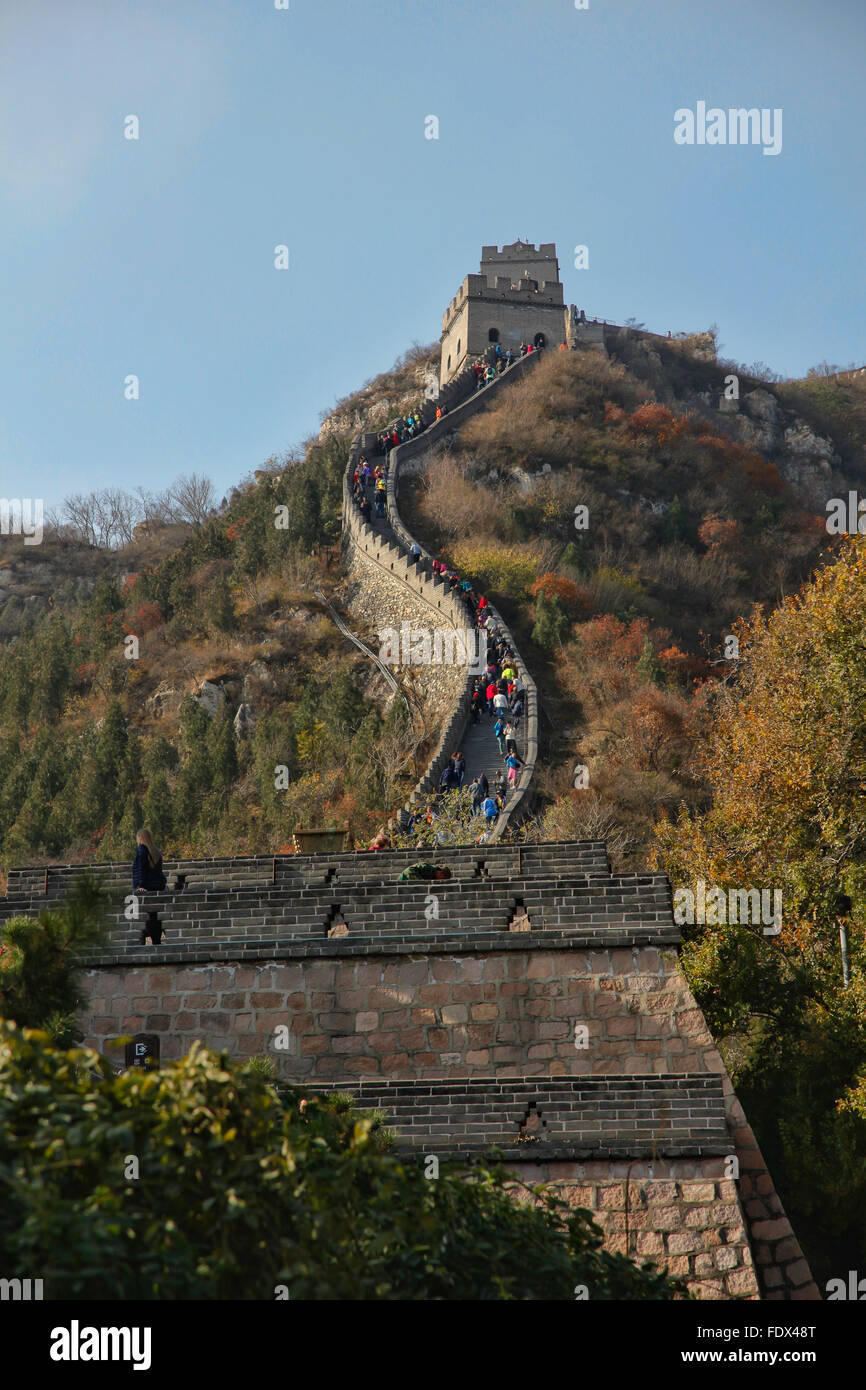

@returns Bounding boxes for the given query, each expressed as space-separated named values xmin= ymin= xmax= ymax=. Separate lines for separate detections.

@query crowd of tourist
xmin=369 ymin=617 xmax=526 ymax=850
xmin=352 ymin=359 xmax=531 ymax=854
xmin=472 ymin=339 xmax=541 ymax=390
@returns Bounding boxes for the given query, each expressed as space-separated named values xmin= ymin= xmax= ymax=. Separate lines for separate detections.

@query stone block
xmin=681 ymin=1182 xmax=716 ymax=1204
xmin=667 ymin=1232 xmax=701 ymax=1255
xmin=715 ymin=1246 xmax=739 ymax=1271
xmin=785 ymin=1258 xmax=812 ymax=1287
xmin=470 ymin=1003 xmax=498 ymax=1021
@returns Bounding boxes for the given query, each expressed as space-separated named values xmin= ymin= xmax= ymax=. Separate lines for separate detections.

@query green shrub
xmin=0 ymin=1026 xmax=682 ymax=1300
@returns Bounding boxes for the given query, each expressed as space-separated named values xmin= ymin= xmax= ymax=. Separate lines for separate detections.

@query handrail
xmin=313 ymin=588 xmax=411 ymax=718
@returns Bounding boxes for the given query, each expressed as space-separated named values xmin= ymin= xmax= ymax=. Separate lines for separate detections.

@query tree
xmin=532 ymin=593 xmax=569 ymax=652
xmin=30 ymin=614 xmax=73 ymax=719
xmin=208 ymin=705 xmax=239 ymax=787
xmin=636 ymin=635 xmax=663 ymax=687
xmin=142 ymin=773 xmax=174 ymax=848
xmin=202 ymin=573 xmax=237 ymax=633
xmin=651 ymin=536 xmax=866 ymax=1283
xmin=0 ymin=1028 xmax=681 ymax=1301
xmin=95 ymin=700 xmax=129 ymax=795
xmin=170 ymin=472 xmax=217 ymax=527
xmin=61 ymin=488 xmax=141 ymax=548
xmin=0 ymin=877 xmax=109 ymax=1044
xmin=662 ymin=495 xmax=688 ymax=544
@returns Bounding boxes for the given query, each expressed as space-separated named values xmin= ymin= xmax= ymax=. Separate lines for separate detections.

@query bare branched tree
xmin=169 ymin=473 xmax=216 ymax=526
xmin=61 ymin=490 xmax=141 ymax=548
xmin=58 ymin=472 xmax=216 ymax=547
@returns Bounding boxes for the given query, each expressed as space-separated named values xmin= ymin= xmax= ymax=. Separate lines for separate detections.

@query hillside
xmin=399 ymin=334 xmax=866 ymax=863
xmin=0 ymin=332 xmax=863 ymax=875
xmin=0 ymin=348 xmax=441 ymax=871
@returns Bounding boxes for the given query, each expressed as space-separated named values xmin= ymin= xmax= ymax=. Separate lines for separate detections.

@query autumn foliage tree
xmin=652 ymin=537 xmax=866 ymax=1283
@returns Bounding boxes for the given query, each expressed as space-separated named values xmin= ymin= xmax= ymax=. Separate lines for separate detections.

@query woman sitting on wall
xmin=132 ymin=828 xmax=167 ymax=894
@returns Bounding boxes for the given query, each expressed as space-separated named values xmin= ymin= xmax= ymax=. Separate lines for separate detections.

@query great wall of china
xmin=0 ymin=255 xmax=821 ymax=1298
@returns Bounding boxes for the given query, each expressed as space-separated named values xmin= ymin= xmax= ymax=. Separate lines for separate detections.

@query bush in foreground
xmin=0 ymin=1026 xmax=681 ymax=1301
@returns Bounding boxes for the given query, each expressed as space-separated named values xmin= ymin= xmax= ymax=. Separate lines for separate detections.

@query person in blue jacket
xmin=133 ymin=828 xmax=167 ymax=894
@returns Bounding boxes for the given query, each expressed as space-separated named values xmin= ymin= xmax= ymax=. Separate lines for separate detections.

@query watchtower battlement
xmin=442 ymin=272 xmax=566 ymax=332
xmin=440 ymin=240 xmax=569 ymax=386
xmin=480 ymin=240 xmax=560 ymax=284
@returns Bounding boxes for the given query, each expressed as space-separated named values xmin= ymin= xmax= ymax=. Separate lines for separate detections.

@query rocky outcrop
xmin=197 ymin=680 xmax=227 ymax=717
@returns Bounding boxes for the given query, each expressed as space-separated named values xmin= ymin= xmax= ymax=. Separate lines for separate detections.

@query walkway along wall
xmin=342 ymin=351 xmax=540 ymax=837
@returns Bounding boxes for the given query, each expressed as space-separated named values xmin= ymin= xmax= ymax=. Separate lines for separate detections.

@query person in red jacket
xmin=485 ymin=680 xmax=497 ymax=716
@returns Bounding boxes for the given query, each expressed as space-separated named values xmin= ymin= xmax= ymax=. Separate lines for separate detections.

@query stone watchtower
xmin=440 ymin=240 xmax=568 ymax=387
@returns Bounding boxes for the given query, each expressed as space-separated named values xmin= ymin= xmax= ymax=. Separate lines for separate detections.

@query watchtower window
xmin=447 ymin=354 xmax=451 ymax=371
xmin=488 ymin=328 xmax=500 ymax=343
xmin=457 ymin=338 xmax=461 ymax=355
xmin=534 ymin=332 xmax=546 ymax=349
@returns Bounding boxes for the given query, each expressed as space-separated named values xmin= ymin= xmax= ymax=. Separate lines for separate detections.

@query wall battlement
xmin=1 ymin=834 xmax=818 ymax=1301
xmin=442 ymin=274 xmax=566 ymax=334
xmin=440 ymin=242 xmax=568 ymax=383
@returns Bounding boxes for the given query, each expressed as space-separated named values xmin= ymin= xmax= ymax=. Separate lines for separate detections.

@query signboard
xmin=292 ymin=824 xmax=350 ymax=854
xmin=124 ymin=1033 xmax=160 ymax=1071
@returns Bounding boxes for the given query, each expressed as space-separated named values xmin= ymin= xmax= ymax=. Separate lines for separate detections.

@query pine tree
xmin=532 ymin=594 xmax=569 ymax=652
xmin=208 ymin=706 xmax=239 ymax=786
xmin=203 ymin=574 xmax=237 ymax=633
xmin=636 ymin=635 xmax=663 ymax=686
xmin=95 ymin=700 xmax=128 ymax=792
xmin=143 ymin=773 xmax=174 ymax=848
xmin=662 ymin=494 xmax=688 ymax=544
xmin=31 ymin=614 xmax=73 ymax=719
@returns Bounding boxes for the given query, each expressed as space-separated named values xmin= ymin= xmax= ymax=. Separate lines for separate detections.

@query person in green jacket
xmin=397 ymin=863 xmax=452 ymax=882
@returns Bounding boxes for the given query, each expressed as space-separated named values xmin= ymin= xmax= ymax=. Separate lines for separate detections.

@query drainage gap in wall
xmin=516 ymin=1101 xmax=546 ymax=1143
xmin=325 ymin=904 xmax=349 ymax=938
xmin=140 ymin=912 xmax=164 ymax=946
xmin=508 ymin=899 xmax=531 ymax=932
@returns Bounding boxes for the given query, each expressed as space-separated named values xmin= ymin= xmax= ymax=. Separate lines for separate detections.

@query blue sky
xmin=1 ymin=0 xmax=863 ymax=512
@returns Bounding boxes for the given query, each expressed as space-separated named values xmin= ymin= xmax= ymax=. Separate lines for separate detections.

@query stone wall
xmin=343 ymin=353 xmax=541 ymax=836
xmin=515 ymin=1161 xmax=759 ymax=1299
xmin=441 ymin=282 xmax=568 ymax=383
xmin=80 ymin=942 xmax=723 ymax=1079
xmin=341 ymin=540 xmax=467 ymax=731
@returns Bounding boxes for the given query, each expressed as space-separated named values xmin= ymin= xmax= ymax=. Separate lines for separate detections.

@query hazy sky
xmin=1 ymin=0 xmax=863 ymax=512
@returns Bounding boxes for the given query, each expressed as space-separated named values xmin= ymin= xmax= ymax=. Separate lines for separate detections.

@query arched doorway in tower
xmin=534 ymin=332 xmax=546 ymax=350
xmin=488 ymin=328 xmax=500 ymax=343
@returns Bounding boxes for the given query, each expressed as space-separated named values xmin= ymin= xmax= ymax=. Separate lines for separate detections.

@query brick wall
xmin=513 ymin=1161 xmax=760 ymax=1300
xmin=78 ymin=935 xmax=820 ymax=1300
xmin=80 ymin=945 xmax=722 ymax=1078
